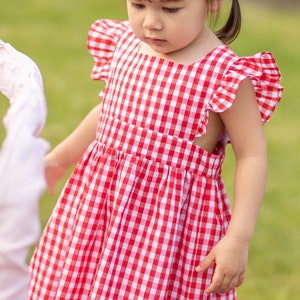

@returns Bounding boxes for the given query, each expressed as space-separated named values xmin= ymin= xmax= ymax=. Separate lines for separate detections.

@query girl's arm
xmin=45 ymin=104 xmax=101 ymax=194
xmin=197 ymin=78 xmax=268 ymax=294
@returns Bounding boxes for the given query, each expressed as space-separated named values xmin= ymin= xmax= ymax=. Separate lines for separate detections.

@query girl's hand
xmin=196 ymin=234 xmax=249 ymax=294
xmin=44 ymin=156 xmax=67 ymax=195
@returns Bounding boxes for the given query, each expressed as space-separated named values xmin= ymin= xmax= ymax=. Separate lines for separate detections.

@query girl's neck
xmin=139 ymin=30 xmax=223 ymax=66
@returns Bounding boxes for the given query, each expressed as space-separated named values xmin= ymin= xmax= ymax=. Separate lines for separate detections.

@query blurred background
xmin=1 ymin=0 xmax=299 ymax=299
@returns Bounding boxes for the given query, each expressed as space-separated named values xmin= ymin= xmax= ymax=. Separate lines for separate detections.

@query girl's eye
xmin=163 ymin=7 xmax=180 ymax=13
xmin=131 ymin=2 xmax=145 ymax=10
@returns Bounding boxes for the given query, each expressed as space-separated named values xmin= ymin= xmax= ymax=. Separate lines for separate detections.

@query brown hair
xmin=211 ymin=0 xmax=242 ymax=45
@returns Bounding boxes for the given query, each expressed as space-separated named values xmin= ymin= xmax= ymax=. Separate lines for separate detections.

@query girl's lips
xmin=146 ymin=37 xmax=166 ymax=45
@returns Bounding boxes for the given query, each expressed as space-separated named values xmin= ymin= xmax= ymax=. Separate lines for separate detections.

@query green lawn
xmin=1 ymin=1 xmax=299 ymax=299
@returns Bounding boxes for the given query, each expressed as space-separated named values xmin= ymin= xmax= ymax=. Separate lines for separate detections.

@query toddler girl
xmin=29 ymin=0 xmax=282 ymax=299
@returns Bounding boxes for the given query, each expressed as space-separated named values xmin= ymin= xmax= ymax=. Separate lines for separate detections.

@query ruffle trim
xmin=87 ymin=20 xmax=129 ymax=82
xmin=209 ymin=52 xmax=283 ymax=124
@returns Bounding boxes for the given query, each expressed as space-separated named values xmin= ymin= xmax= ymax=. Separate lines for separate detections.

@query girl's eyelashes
xmin=131 ymin=2 xmax=145 ymax=10
xmin=130 ymin=2 xmax=181 ymax=13
xmin=162 ymin=7 xmax=180 ymax=13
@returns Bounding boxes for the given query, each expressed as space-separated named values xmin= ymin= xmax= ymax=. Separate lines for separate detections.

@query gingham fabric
xmin=29 ymin=20 xmax=282 ymax=299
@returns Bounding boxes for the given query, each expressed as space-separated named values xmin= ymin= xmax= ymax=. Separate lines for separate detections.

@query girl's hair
xmin=212 ymin=0 xmax=242 ymax=45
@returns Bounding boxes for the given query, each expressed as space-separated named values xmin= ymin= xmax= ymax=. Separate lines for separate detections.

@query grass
xmin=1 ymin=1 xmax=299 ymax=299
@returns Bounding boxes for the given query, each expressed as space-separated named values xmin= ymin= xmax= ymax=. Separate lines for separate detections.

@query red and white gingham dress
xmin=29 ymin=20 xmax=282 ymax=299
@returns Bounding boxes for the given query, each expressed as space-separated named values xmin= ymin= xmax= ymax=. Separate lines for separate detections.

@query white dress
xmin=0 ymin=40 xmax=49 ymax=300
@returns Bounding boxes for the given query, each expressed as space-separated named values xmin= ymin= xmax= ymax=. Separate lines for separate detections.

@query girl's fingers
xmin=206 ymin=267 xmax=246 ymax=294
xmin=221 ymin=274 xmax=235 ymax=292
xmin=207 ymin=273 xmax=246 ymax=294
xmin=237 ymin=273 xmax=246 ymax=287
xmin=205 ymin=269 xmax=225 ymax=294
xmin=195 ymin=249 xmax=215 ymax=272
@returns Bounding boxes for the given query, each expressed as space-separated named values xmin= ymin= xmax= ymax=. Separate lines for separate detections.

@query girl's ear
xmin=208 ymin=0 xmax=223 ymax=13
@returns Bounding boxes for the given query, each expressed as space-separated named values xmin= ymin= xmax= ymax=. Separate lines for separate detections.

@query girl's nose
xmin=143 ymin=12 xmax=163 ymax=30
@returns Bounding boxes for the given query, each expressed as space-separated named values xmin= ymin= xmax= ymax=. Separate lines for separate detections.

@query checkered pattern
xmin=29 ymin=20 xmax=282 ymax=299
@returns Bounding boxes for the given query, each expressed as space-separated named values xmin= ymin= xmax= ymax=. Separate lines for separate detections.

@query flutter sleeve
xmin=87 ymin=19 xmax=129 ymax=82
xmin=209 ymin=52 xmax=283 ymax=124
